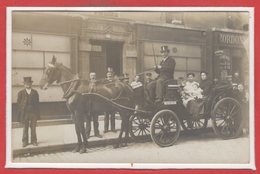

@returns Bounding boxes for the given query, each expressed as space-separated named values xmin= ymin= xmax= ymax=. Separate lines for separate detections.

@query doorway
xmin=90 ymin=40 xmax=123 ymax=79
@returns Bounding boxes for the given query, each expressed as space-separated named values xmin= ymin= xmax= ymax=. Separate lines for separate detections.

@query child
xmin=182 ymin=73 xmax=203 ymax=107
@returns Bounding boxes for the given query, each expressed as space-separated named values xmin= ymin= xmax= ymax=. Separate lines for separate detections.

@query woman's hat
xmin=23 ymin=77 xmax=33 ymax=83
xmin=160 ymin=45 xmax=170 ymax=53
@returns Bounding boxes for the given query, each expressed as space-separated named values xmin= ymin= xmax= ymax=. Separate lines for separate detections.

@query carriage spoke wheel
xmin=181 ymin=118 xmax=208 ymax=131
xmin=129 ymin=114 xmax=151 ymax=141
xmin=212 ymin=97 xmax=242 ymax=139
xmin=150 ymin=110 xmax=181 ymax=147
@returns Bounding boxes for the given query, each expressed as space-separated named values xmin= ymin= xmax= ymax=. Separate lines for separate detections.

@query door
xmin=106 ymin=42 xmax=123 ymax=76
xmin=89 ymin=44 xmax=107 ymax=79
xmin=90 ymin=40 xmax=123 ymax=79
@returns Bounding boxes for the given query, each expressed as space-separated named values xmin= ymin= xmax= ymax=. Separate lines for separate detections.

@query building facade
xmin=11 ymin=12 xmax=249 ymax=121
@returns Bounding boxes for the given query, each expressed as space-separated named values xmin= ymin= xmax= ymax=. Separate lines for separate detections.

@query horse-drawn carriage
xmin=129 ymin=80 xmax=244 ymax=147
xmin=40 ymin=57 xmax=244 ymax=153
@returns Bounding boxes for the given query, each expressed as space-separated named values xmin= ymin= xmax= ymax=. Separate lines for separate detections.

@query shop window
xmin=219 ymin=55 xmax=231 ymax=80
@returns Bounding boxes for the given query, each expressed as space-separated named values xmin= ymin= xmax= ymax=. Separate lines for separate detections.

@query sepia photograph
xmin=6 ymin=7 xmax=254 ymax=169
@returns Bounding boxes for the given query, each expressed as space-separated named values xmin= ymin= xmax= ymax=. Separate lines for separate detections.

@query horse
xmin=39 ymin=57 xmax=134 ymax=153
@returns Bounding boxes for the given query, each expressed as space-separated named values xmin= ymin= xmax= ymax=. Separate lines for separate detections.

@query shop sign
xmin=219 ymin=33 xmax=245 ymax=45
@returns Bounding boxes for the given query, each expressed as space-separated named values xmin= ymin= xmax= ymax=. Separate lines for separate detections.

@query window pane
xmin=12 ymin=51 xmax=44 ymax=68
xmin=32 ymin=34 xmax=71 ymax=52
xmin=187 ymin=58 xmax=201 ymax=71
xmin=12 ymin=69 xmax=43 ymax=86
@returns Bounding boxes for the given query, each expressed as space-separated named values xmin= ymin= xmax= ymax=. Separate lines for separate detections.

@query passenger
xmin=145 ymin=72 xmax=153 ymax=85
xmin=145 ymin=73 xmax=156 ymax=102
xmin=131 ymin=75 xmax=144 ymax=112
xmin=177 ymin=77 xmax=186 ymax=87
xmin=199 ymin=71 xmax=213 ymax=96
xmin=232 ymin=71 xmax=243 ymax=85
xmin=182 ymin=73 xmax=205 ymax=119
xmin=130 ymin=75 xmax=143 ymax=89
xmin=213 ymin=78 xmax=219 ymax=86
xmin=123 ymin=73 xmax=130 ymax=84
xmin=182 ymin=73 xmax=203 ymax=107
xmin=192 ymin=83 xmax=203 ymax=99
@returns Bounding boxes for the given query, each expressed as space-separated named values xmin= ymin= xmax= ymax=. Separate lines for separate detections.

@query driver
xmin=153 ymin=45 xmax=176 ymax=104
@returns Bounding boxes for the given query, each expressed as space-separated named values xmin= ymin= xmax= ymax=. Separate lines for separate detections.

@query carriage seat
xmin=163 ymin=79 xmax=181 ymax=104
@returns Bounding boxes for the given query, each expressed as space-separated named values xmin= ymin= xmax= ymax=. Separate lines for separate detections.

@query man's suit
xmin=102 ymin=78 xmax=116 ymax=132
xmin=154 ymin=56 xmax=176 ymax=100
xmin=17 ymin=89 xmax=40 ymax=144
xmin=85 ymin=79 xmax=101 ymax=137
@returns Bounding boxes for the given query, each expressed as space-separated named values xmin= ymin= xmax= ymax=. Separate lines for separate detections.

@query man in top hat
xmin=153 ymin=45 xmax=176 ymax=103
xmin=17 ymin=77 xmax=40 ymax=147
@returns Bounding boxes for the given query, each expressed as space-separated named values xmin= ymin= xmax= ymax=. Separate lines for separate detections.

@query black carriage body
xmin=207 ymin=81 xmax=244 ymax=111
xmin=129 ymin=79 xmax=244 ymax=147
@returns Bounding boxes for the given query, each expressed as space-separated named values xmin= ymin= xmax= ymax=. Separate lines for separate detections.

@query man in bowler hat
xmin=103 ymin=71 xmax=116 ymax=133
xmin=153 ymin=46 xmax=176 ymax=103
xmin=17 ymin=77 xmax=40 ymax=147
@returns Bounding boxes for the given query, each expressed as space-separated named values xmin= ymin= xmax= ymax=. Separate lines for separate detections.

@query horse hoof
xmin=72 ymin=145 xmax=81 ymax=153
xmin=79 ymin=147 xmax=86 ymax=154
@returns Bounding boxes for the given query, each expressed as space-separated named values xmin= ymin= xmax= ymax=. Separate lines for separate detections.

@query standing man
xmin=86 ymin=72 xmax=102 ymax=138
xmin=103 ymin=71 xmax=116 ymax=133
xmin=154 ymin=45 xmax=176 ymax=103
xmin=17 ymin=77 xmax=40 ymax=147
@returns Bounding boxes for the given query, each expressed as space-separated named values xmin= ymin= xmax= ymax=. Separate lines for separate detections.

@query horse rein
xmin=59 ymin=75 xmax=80 ymax=99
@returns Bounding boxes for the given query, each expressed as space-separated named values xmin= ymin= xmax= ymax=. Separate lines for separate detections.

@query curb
xmin=13 ymin=128 xmax=214 ymax=158
xmin=13 ymin=135 xmax=151 ymax=158
xmin=13 ymin=137 xmax=120 ymax=158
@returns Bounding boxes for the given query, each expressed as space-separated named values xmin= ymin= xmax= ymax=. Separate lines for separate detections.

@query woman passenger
xmin=199 ymin=71 xmax=213 ymax=96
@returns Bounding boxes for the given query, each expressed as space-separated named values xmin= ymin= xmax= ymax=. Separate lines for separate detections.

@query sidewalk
xmin=12 ymin=119 xmax=123 ymax=158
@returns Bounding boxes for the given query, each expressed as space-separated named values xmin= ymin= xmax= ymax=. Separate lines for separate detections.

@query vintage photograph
xmin=6 ymin=8 xmax=254 ymax=168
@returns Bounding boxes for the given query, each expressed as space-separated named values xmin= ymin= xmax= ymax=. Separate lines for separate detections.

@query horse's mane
xmin=57 ymin=63 xmax=73 ymax=74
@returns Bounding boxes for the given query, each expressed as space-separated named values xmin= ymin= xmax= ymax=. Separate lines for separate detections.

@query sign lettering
xmin=219 ymin=33 xmax=245 ymax=45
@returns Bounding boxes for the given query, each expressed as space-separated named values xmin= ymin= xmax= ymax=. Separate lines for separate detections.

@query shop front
xmin=211 ymin=29 xmax=248 ymax=82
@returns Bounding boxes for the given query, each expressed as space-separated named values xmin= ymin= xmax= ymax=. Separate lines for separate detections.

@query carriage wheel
xmin=181 ymin=118 xmax=208 ymax=131
xmin=212 ymin=97 xmax=243 ymax=139
xmin=129 ymin=114 xmax=151 ymax=141
xmin=150 ymin=110 xmax=181 ymax=147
